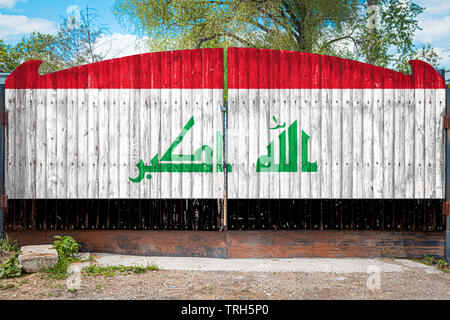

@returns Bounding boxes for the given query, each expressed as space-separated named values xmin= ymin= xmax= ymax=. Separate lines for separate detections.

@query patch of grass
xmin=0 ymin=252 xmax=22 ymax=279
xmin=82 ymin=264 xmax=159 ymax=277
xmin=0 ymin=235 xmax=20 ymax=253
xmin=413 ymin=255 xmax=450 ymax=273
xmin=0 ymin=283 xmax=15 ymax=290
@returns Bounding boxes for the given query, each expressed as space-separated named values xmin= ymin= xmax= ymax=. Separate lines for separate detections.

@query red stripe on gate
xmin=227 ymin=48 xmax=446 ymax=89
xmin=5 ymin=49 xmax=224 ymax=89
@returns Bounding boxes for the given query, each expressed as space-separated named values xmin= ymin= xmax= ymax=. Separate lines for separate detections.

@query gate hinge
xmin=0 ymin=194 xmax=7 ymax=208
xmin=443 ymin=201 xmax=450 ymax=216
xmin=0 ymin=111 xmax=7 ymax=125
xmin=444 ymin=115 xmax=450 ymax=129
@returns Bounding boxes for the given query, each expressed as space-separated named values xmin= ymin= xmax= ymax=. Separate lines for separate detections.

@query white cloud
xmin=416 ymin=16 xmax=450 ymax=44
xmin=0 ymin=0 xmax=26 ymax=9
xmin=0 ymin=13 xmax=56 ymax=38
xmin=95 ymin=33 xmax=149 ymax=60
xmin=66 ymin=4 xmax=80 ymax=15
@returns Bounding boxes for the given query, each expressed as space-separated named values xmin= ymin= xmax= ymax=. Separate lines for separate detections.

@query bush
xmin=44 ymin=236 xmax=81 ymax=279
xmin=0 ymin=252 xmax=22 ymax=279
xmin=0 ymin=235 xmax=20 ymax=253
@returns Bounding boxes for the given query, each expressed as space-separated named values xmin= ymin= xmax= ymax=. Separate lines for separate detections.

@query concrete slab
xmin=18 ymin=244 xmax=58 ymax=273
xmin=91 ymin=253 xmax=411 ymax=274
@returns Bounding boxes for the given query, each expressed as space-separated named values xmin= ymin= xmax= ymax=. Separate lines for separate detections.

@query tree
xmin=53 ymin=6 xmax=111 ymax=68
xmin=113 ymin=0 xmax=437 ymax=73
xmin=113 ymin=0 xmax=360 ymax=52
xmin=0 ymin=33 xmax=61 ymax=73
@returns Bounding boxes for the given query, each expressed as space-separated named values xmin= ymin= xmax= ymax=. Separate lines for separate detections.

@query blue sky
xmin=0 ymin=0 xmax=449 ymax=68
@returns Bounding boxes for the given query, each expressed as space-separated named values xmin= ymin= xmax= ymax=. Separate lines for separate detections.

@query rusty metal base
xmin=6 ymin=230 xmax=445 ymax=259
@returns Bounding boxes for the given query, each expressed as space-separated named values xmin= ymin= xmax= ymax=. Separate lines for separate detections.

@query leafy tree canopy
xmin=113 ymin=0 xmax=440 ymax=72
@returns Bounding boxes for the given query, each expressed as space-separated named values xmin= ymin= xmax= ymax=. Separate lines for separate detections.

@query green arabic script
xmin=129 ymin=116 xmax=231 ymax=183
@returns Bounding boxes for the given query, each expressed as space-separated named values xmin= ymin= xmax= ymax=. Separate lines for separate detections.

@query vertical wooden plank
xmin=383 ymin=76 xmax=394 ymax=198
xmin=181 ymin=50 xmax=193 ymax=199
xmin=169 ymin=50 xmax=182 ymax=198
xmin=351 ymin=63 xmax=363 ymax=198
xmin=436 ymin=88 xmax=446 ymax=198
xmin=269 ymin=50 xmax=280 ymax=199
xmin=212 ymin=48 xmax=224 ymax=199
xmin=77 ymin=65 xmax=88 ymax=198
xmin=238 ymin=48 xmax=249 ymax=199
xmin=99 ymin=60 xmax=110 ymax=199
xmin=424 ymin=84 xmax=436 ymax=198
xmin=279 ymin=50 xmax=290 ymax=198
xmin=140 ymin=54 xmax=151 ymax=199
xmin=150 ymin=53 xmax=161 ymax=199
xmin=88 ymin=63 xmax=99 ymax=199
xmin=404 ymin=87 xmax=415 ymax=198
xmin=341 ymin=60 xmax=353 ymax=198
xmin=201 ymin=49 xmax=213 ymax=198
xmin=25 ymin=66 xmax=37 ymax=199
xmin=108 ymin=59 xmax=120 ymax=198
xmin=320 ymin=55 xmax=332 ymax=198
xmin=394 ymin=75 xmax=406 ymax=198
xmin=5 ymin=86 xmax=15 ymax=199
xmin=56 ymin=71 xmax=68 ymax=199
xmin=191 ymin=50 xmax=203 ymax=198
xmin=129 ymin=55 xmax=141 ymax=199
xmin=310 ymin=53 xmax=321 ymax=198
xmin=372 ymin=69 xmax=383 ymax=198
xmin=16 ymin=87 xmax=26 ymax=199
xmin=119 ymin=57 xmax=130 ymax=198
xmin=248 ymin=49 xmax=259 ymax=199
xmin=362 ymin=64 xmax=373 ymax=198
xmin=330 ymin=57 xmax=342 ymax=198
xmin=414 ymin=63 xmax=425 ymax=198
xmin=290 ymin=52 xmax=301 ymax=198
xmin=67 ymin=68 xmax=78 ymax=199
xmin=300 ymin=52 xmax=311 ymax=198
xmin=46 ymin=73 xmax=57 ymax=199
xmin=258 ymin=49 xmax=270 ymax=199
xmin=160 ymin=51 xmax=172 ymax=198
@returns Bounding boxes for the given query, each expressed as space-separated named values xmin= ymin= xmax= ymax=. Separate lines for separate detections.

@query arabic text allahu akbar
xmin=129 ymin=116 xmax=317 ymax=183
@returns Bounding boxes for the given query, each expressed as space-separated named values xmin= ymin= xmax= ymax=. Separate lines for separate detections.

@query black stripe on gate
xmin=3 ymin=199 xmax=445 ymax=232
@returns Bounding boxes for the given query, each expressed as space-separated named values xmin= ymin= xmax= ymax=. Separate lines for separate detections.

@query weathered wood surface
xmin=5 ymin=48 xmax=446 ymax=199
xmin=5 ymin=49 xmax=224 ymax=199
xmin=227 ymin=48 xmax=446 ymax=199
xmin=6 ymin=230 xmax=444 ymax=258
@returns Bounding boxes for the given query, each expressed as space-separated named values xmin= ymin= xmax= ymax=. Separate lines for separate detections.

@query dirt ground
xmin=1 ymin=259 xmax=449 ymax=300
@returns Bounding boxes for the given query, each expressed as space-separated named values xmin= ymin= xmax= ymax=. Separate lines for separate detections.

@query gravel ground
xmin=0 ymin=257 xmax=449 ymax=300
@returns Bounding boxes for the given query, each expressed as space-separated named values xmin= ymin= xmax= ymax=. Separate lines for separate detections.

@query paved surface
xmin=1 ymin=253 xmax=448 ymax=300
xmin=92 ymin=253 xmax=438 ymax=274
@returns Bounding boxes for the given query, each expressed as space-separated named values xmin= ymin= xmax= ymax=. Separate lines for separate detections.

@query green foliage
xmin=0 ymin=32 xmax=61 ymax=73
xmin=82 ymin=264 xmax=159 ymax=277
xmin=413 ymin=255 xmax=450 ymax=274
xmin=43 ymin=236 xmax=81 ymax=279
xmin=52 ymin=236 xmax=81 ymax=260
xmin=113 ymin=0 xmax=359 ymax=52
xmin=113 ymin=0 xmax=437 ymax=73
xmin=0 ymin=252 xmax=22 ymax=279
xmin=0 ymin=235 xmax=20 ymax=253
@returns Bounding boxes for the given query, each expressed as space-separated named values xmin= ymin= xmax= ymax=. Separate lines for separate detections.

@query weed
xmin=0 ymin=283 xmax=15 ymax=290
xmin=413 ymin=255 xmax=450 ymax=273
xmin=0 ymin=235 xmax=20 ymax=253
xmin=42 ymin=236 xmax=81 ymax=279
xmin=82 ymin=264 xmax=159 ymax=277
xmin=0 ymin=252 xmax=22 ymax=279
